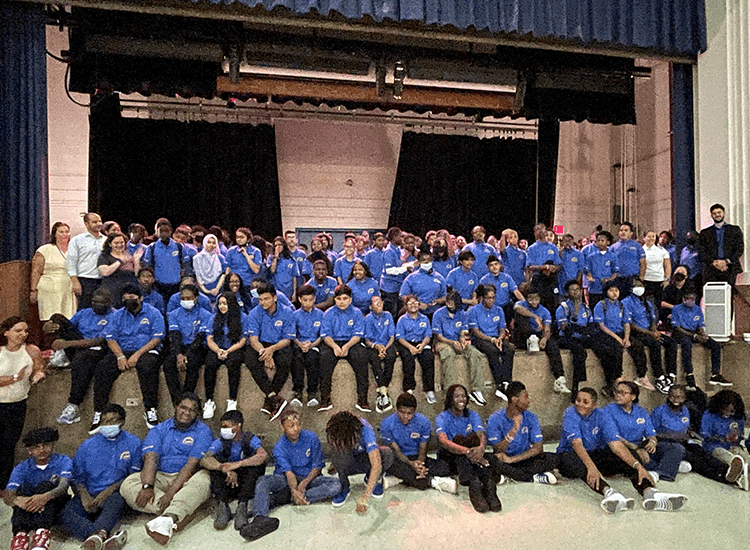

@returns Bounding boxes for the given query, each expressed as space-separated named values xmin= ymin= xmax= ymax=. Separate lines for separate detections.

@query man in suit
xmin=698 ymin=203 xmax=744 ymax=289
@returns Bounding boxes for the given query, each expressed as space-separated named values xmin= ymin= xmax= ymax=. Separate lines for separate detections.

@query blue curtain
xmin=0 ymin=2 xmax=49 ymax=262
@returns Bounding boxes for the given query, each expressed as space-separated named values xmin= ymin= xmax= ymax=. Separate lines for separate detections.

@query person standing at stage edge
xmin=67 ymin=213 xmax=105 ymax=311
xmin=698 ymin=203 xmax=744 ymax=292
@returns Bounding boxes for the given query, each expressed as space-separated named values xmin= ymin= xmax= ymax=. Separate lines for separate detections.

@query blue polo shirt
xmin=72 ymin=431 xmax=143 ymax=495
xmin=400 ymin=269 xmax=447 ymax=315
xmin=70 ymin=307 xmax=114 ymax=339
xmin=585 ymin=250 xmax=619 ymax=295
xmin=555 ymin=300 xmax=593 ymax=336
xmin=364 ymin=311 xmax=395 ymax=346
xmin=226 ymin=245 xmax=263 ymax=285
xmin=7 ymin=454 xmax=73 ymax=492
xmin=435 ymin=410 xmax=484 ymax=440
xmin=353 ymin=419 xmax=379 ymax=455
xmin=610 ymin=239 xmax=645 ymax=277
xmin=680 ymin=246 xmax=701 ymax=279
xmin=467 ymin=302 xmax=506 ymax=338
xmin=380 ymin=412 xmax=431 ymax=457
xmin=381 ymin=243 xmax=407 ymax=293
xmin=486 ymin=409 xmax=543 ymax=456
xmin=294 ymin=307 xmax=323 ymax=342
xmin=671 ymin=303 xmax=704 ymax=331
xmin=558 ymin=248 xmax=584 ymax=294
xmin=432 ymin=307 xmax=467 ymax=341
xmin=557 ymin=406 xmax=619 ymax=454
xmin=168 ymin=305 xmax=213 ymax=346
xmin=167 ymin=292 xmax=212 ymax=315
xmin=515 ymin=300 xmax=551 ymax=332
xmin=593 ymin=299 xmax=629 ymax=335
xmin=246 ymin=303 xmax=296 ymax=343
xmin=273 ymin=429 xmax=325 ymax=477
xmin=651 ymin=404 xmax=690 ymax=436
xmin=349 ymin=277 xmax=380 ymax=314
xmin=445 ymin=266 xmax=479 ymax=301
xmin=429 ymin=257 xmax=452 ymax=281
xmin=142 ymin=418 xmax=213 ymax=474
xmin=604 ymin=403 xmax=656 ymax=444
xmin=622 ymin=295 xmax=656 ymax=330
xmin=462 ymin=242 xmax=497 ymax=278
xmin=320 ymin=304 xmax=365 ymax=341
xmin=249 ymin=291 xmax=293 ymax=311
xmin=144 ymin=239 xmax=188 ymax=285
xmin=127 ymin=242 xmax=147 ymax=257
xmin=209 ymin=311 xmax=250 ymax=349
xmin=700 ymin=411 xmax=744 ymax=454
xmin=143 ymin=289 xmax=165 ymax=315
xmin=500 ymin=246 xmax=526 ymax=286
xmin=104 ymin=302 xmax=165 ymax=353
xmin=363 ymin=248 xmax=386 ymax=281
xmin=525 ymin=241 xmax=561 ymax=268
xmin=396 ymin=312 xmax=432 ymax=342
xmin=269 ymin=256 xmax=299 ymax=299
xmin=305 ymin=277 xmax=337 ymax=305
xmin=291 ymin=248 xmax=307 ymax=285
xmin=479 ymin=272 xmax=517 ymax=307
xmin=208 ymin=434 xmax=262 ymax=462
xmin=333 ymin=257 xmax=357 ymax=282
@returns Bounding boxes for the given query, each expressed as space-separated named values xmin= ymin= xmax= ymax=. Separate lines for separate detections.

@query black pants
xmin=395 ymin=342 xmax=435 ymax=392
xmin=530 ymin=272 xmax=559 ymax=323
xmin=76 ymin=277 xmax=102 ymax=311
xmin=94 ymin=351 xmax=162 ymax=411
xmin=155 ymin=281 xmax=180 ymax=309
xmin=329 ymin=447 xmax=394 ymax=492
xmin=204 ymin=349 xmax=243 ymax=401
xmin=210 ymin=464 xmax=267 ymax=503
xmin=162 ymin=343 xmax=208 ymax=405
xmin=591 ymin=331 xmax=624 ymax=387
xmin=12 ymin=481 xmax=69 ymax=534
xmin=366 ymin=345 xmax=397 ymax=389
xmin=245 ymin=344 xmax=293 ymax=396
xmin=319 ymin=341 xmax=370 ymax=403
xmin=386 ymin=455 xmax=451 ymax=490
xmin=684 ymin=442 xmax=730 ymax=483
xmin=672 ymin=332 xmax=722 ymax=376
xmin=471 ymin=338 xmax=514 ymax=386
xmin=0 ymin=400 xmax=26 ymax=489
xmin=486 ymin=452 xmax=560 ymax=482
xmin=557 ymin=333 xmax=594 ymax=386
xmin=558 ymin=448 xmax=653 ymax=496
xmin=381 ymin=290 xmax=400 ymax=320
xmin=292 ymin=346 xmax=320 ymax=394
xmin=437 ymin=449 xmax=492 ymax=486
xmin=512 ymin=315 xmax=564 ymax=378
xmin=627 ymin=331 xmax=674 ymax=378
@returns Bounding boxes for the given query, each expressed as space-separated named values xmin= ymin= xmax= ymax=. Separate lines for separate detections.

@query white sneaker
xmin=495 ymin=382 xmax=509 ymax=401
xmin=496 ymin=474 xmax=507 ymax=485
xmin=426 ymin=391 xmax=437 ymax=404
xmin=553 ymin=376 xmax=571 ymax=394
xmin=146 ymin=515 xmax=175 ymax=545
xmin=430 ymin=476 xmax=458 ymax=493
xmin=600 ymin=491 xmax=634 ymax=514
xmin=48 ymin=349 xmax=70 ymax=367
xmin=643 ymin=491 xmax=687 ymax=511
xmin=532 ymin=472 xmax=558 ymax=485
xmin=648 ymin=471 xmax=660 ymax=483
xmin=726 ymin=455 xmax=745 ymax=484
xmin=678 ymin=460 xmax=692 ymax=474
xmin=203 ymin=399 xmax=216 ymax=419
xmin=57 ymin=403 xmax=80 ymax=425
xmin=144 ymin=408 xmax=159 ymax=429
xmin=527 ymin=335 xmax=540 ymax=353
xmin=382 ymin=475 xmax=403 ymax=490
xmin=226 ymin=399 xmax=237 ymax=412
xmin=737 ymin=460 xmax=750 ymax=491
xmin=307 ymin=396 xmax=319 ymax=408
xmin=469 ymin=390 xmax=487 ymax=406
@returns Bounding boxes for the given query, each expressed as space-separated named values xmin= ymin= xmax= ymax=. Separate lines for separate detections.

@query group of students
xmin=7 ymin=381 xmax=750 ymax=549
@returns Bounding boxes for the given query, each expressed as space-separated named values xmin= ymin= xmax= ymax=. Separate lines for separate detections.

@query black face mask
xmin=92 ymin=305 xmax=109 ymax=315
xmin=674 ymin=273 xmax=686 ymax=282
xmin=124 ymin=299 xmax=140 ymax=313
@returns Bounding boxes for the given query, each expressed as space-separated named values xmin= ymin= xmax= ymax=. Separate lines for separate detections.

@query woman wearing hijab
xmin=193 ymin=234 xmax=229 ymax=304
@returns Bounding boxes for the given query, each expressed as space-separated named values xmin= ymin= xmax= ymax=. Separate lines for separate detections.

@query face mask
xmin=99 ymin=424 xmax=121 ymax=439
xmin=632 ymin=286 xmax=645 ymax=297
xmin=250 ymin=288 xmax=259 ymax=299
xmin=124 ymin=299 xmax=140 ymax=313
xmin=420 ymin=262 xmax=433 ymax=271
xmin=181 ymin=299 xmax=195 ymax=310
xmin=674 ymin=273 xmax=686 ymax=282
xmin=220 ymin=428 xmax=235 ymax=440
xmin=92 ymin=305 xmax=108 ymax=315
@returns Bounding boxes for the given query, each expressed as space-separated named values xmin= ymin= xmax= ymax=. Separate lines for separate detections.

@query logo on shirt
xmin=520 ymin=427 xmax=528 ymax=434
xmin=274 ymin=320 xmax=283 ymax=327
xmin=368 ymin=288 xmax=375 ymax=294
xmin=384 ymin=320 xmax=390 ymax=325
xmin=410 ymin=432 xmax=420 ymax=439
xmin=419 ymin=322 xmax=427 ymax=328
xmin=455 ymin=321 xmax=462 ymax=328
xmin=693 ymin=315 xmax=700 ymax=321
xmin=140 ymin=318 xmax=150 ymax=325
xmin=182 ymin=436 xmax=195 ymax=446
xmin=636 ymin=418 xmax=645 ymax=424
xmin=547 ymin=250 xmax=553 ymax=255
xmin=98 ymin=319 xmax=108 ymax=326
xmin=469 ymin=279 xmax=475 ymax=285
xmin=605 ymin=261 xmax=611 ymax=266
xmin=592 ymin=427 xmax=600 ymax=435
xmin=571 ymin=257 xmax=578 ymax=262
xmin=465 ymin=424 xmax=474 ymax=433
xmin=582 ymin=312 xmax=589 ymax=318
xmin=681 ymin=417 xmax=689 ymax=424
xmin=306 ymin=448 xmax=311 ymax=457
xmin=120 ymin=451 xmax=131 ymax=460
xmin=348 ymin=320 xmax=353 ymax=326
xmin=433 ymin=278 xmax=441 ymax=284
xmin=501 ymin=283 xmax=508 ymax=288
xmin=492 ymin=316 xmax=500 ymax=322
xmin=313 ymin=321 xmax=321 ymax=327
xmin=172 ymin=250 xmax=179 ymax=256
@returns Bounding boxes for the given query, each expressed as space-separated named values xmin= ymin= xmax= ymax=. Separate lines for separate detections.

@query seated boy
xmin=363 ymin=295 xmax=397 ymax=413
xmin=291 ymin=285 xmax=324 ymax=408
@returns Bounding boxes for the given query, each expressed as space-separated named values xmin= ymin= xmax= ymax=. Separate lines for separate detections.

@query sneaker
xmin=496 ymin=474 xmax=507 ymax=485
xmin=643 ymin=491 xmax=687 ymax=511
xmin=290 ymin=392 xmax=303 ymax=407
xmin=10 ymin=531 xmax=29 ymax=550
xmin=82 ymin=533 xmax=104 ymax=550
xmin=203 ymin=399 xmax=216 ymax=419
xmin=213 ymin=501 xmax=232 ymax=530
xmin=307 ymin=396 xmax=320 ymax=408
xmin=30 ymin=528 xmax=51 ymax=550
xmin=144 ymin=408 xmax=159 ymax=429
xmin=737 ymin=460 xmax=750 ymax=491
xmin=648 ymin=471 xmax=660 ymax=483
xmin=268 ymin=395 xmax=287 ymax=422
xmin=726 ymin=455 xmax=745 ymax=484
xmin=527 ymin=334 xmax=540 ymax=353
xmin=685 ymin=376 xmax=697 ymax=391
xmin=373 ymin=394 xmax=385 ymax=414
xmin=145 ymin=515 xmax=175 ymax=545
xmin=371 ymin=479 xmax=384 ymax=498
xmin=239 ymin=515 xmax=279 ymax=542
xmin=380 ymin=393 xmax=393 ymax=413
xmin=48 ymin=349 xmax=71 ymax=368
xmin=469 ymin=390 xmax=487 ymax=406
xmin=234 ymin=501 xmax=249 ymax=530
xmin=600 ymin=492 xmax=634 ymax=514
xmin=635 ymin=376 xmax=656 ymax=391
xmin=655 ymin=375 xmax=670 ymax=394
xmin=260 ymin=396 xmax=272 ymax=415
xmin=103 ymin=530 xmax=128 ymax=550
xmin=355 ymin=400 xmax=372 ymax=413
xmin=382 ymin=475 xmax=403 ymax=490
xmin=406 ymin=389 xmax=414 ymax=395
xmin=88 ymin=411 xmax=102 ymax=435
xmin=317 ymin=400 xmax=333 ymax=412
xmin=710 ymin=374 xmax=732 ymax=387
xmin=553 ymin=376 xmax=571 ymax=394
xmin=495 ymin=382 xmax=509 ymax=401
xmin=57 ymin=403 xmax=81 ymax=425
xmin=430 ymin=476 xmax=458 ymax=493
xmin=332 ymin=488 xmax=350 ymax=507
xmin=425 ymin=391 xmax=437 ymax=404
xmin=226 ymin=399 xmax=237 ymax=412
xmin=678 ymin=460 xmax=692 ymax=474
xmin=532 ymin=472 xmax=558 ymax=485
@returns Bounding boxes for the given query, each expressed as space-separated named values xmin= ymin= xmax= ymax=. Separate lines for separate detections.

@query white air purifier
xmin=703 ymin=282 xmax=732 ymax=342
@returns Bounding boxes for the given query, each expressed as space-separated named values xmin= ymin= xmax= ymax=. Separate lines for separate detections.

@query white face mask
xmin=99 ymin=424 xmax=121 ymax=439
xmin=420 ymin=262 xmax=433 ymax=271
xmin=220 ymin=428 xmax=235 ymax=440
xmin=180 ymin=299 xmax=195 ymax=310
xmin=632 ymin=286 xmax=645 ymax=297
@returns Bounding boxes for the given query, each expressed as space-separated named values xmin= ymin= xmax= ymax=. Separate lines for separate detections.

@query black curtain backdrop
xmin=388 ymin=132 xmax=555 ymax=241
xmin=89 ymin=99 xmax=282 ymax=238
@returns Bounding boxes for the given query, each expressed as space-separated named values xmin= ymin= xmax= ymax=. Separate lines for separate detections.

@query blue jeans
xmin=647 ymin=441 xmax=687 ymax=481
xmin=59 ymin=492 xmax=126 ymax=540
xmin=329 ymin=448 xmax=394 ymax=493
xmin=252 ymin=474 xmax=341 ymax=517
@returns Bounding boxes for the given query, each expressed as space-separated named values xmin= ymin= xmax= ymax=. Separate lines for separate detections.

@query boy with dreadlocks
xmin=326 ymin=411 xmax=393 ymax=513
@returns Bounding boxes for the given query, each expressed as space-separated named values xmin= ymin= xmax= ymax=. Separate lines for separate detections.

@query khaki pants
xmin=712 ymin=446 xmax=750 ymax=465
xmin=436 ymin=342 xmax=485 ymax=392
xmin=120 ymin=469 xmax=211 ymax=522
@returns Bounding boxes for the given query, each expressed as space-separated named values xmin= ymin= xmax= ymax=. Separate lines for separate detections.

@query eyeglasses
xmin=615 ymin=390 xmax=631 ymax=396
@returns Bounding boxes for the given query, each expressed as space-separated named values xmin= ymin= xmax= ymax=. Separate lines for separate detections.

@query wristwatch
xmin=142 ymin=483 xmax=153 ymax=490
xmin=12 ymin=373 xmax=19 ymax=381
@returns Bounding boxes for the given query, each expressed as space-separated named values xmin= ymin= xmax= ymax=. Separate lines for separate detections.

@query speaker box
xmin=703 ymin=282 xmax=732 ymax=342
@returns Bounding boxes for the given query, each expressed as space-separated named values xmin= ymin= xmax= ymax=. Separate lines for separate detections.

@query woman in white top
xmin=30 ymin=222 xmax=75 ymax=320
xmin=642 ymin=230 xmax=671 ymax=313
xmin=0 ymin=316 xmax=45 ymax=489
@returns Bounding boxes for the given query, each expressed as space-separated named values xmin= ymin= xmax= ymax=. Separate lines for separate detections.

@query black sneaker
xmin=239 ymin=516 xmax=279 ymax=542
xmin=685 ymin=376 xmax=697 ymax=391
xmin=468 ymin=480 xmax=489 ymax=513
xmin=355 ymin=400 xmax=372 ymax=413
xmin=268 ymin=395 xmax=288 ymax=421
xmin=260 ymin=396 xmax=272 ymax=415
xmin=317 ymin=400 xmax=333 ymax=412
xmin=710 ymin=374 xmax=732 ymax=387
xmin=88 ymin=411 xmax=102 ymax=435
xmin=213 ymin=501 xmax=232 ymax=530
